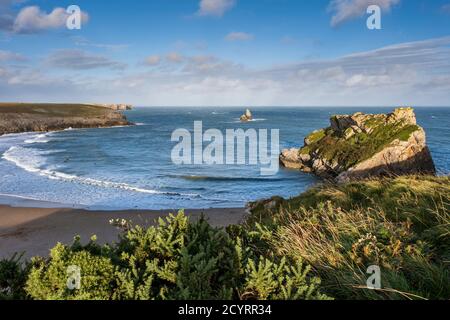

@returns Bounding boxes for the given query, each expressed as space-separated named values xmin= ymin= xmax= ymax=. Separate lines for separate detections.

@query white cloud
xmin=45 ymin=49 xmax=126 ymax=70
xmin=13 ymin=6 xmax=89 ymax=34
xmin=145 ymin=55 xmax=161 ymax=66
xmin=225 ymin=32 xmax=254 ymax=41
xmin=2 ymin=37 xmax=450 ymax=106
xmin=197 ymin=0 xmax=236 ymax=17
xmin=166 ymin=52 xmax=184 ymax=63
xmin=328 ymin=0 xmax=400 ymax=27
xmin=183 ymin=55 xmax=241 ymax=74
xmin=442 ymin=4 xmax=450 ymax=14
xmin=72 ymin=36 xmax=128 ymax=51
xmin=0 ymin=49 xmax=26 ymax=61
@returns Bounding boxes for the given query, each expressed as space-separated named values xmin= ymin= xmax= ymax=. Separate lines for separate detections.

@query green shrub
xmin=172 ymin=217 xmax=239 ymax=300
xmin=21 ymin=212 xmax=329 ymax=301
xmin=241 ymin=257 xmax=329 ymax=300
xmin=26 ymin=240 xmax=115 ymax=300
xmin=0 ymin=253 xmax=29 ymax=300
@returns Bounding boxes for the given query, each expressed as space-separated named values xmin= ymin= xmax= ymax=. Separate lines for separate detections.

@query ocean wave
xmin=229 ymin=118 xmax=267 ymax=123
xmin=0 ymin=132 xmax=36 ymax=139
xmin=172 ymin=174 xmax=283 ymax=182
xmin=24 ymin=133 xmax=52 ymax=144
xmin=2 ymin=146 xmax=200 ymax=198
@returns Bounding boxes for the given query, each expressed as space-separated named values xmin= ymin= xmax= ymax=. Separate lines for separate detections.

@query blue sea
xmin=0 ymin=107 xmax=449 ymax=210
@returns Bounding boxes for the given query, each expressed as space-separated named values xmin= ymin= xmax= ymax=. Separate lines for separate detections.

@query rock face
xmin=92 ymin=103 xmax=133 ymax=111
xmin=240 ymin=109 xmax=253 ymax=122
xmin=0 ymin=103 xmax=132 ymax=136
xmin=280 ymin=108 xmax=436 ymax=182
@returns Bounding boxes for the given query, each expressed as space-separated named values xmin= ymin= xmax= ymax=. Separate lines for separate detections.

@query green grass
xmin=0 ymin=103 xmax=111 ymax=118
xmin=305 ymin=129 xmax=326 ymax=144
xmin=244 ymin=175 xmax=450 ymax=300
xmin=302 ymin=121 xmax=420 ymax=170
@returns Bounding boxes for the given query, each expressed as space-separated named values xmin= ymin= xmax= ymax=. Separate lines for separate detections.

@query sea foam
xmin=24 ymin=133 xmax=52 ymax=144
xmin=2 ymin=146 xmax=197 ymax=197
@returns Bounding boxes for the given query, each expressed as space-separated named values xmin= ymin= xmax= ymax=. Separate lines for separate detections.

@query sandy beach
xmin=0 ymin=203 xmax=247 ymax=259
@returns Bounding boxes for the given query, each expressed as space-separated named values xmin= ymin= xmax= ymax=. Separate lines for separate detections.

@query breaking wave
xmin=2 ymin=146 xmax=199 ymax=198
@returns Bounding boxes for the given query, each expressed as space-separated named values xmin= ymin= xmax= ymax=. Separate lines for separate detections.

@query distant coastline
xmin=0 ymin=102 xmax=132 ymax=136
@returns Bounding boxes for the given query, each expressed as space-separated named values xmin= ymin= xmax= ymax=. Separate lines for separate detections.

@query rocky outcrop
xmin=0 ymin=103 xmax=132 ymax=136
xmin=240 ymin=109 xmax=253 ymax=122
xmin=92 ymin=103 xmax=133 ymax=111
xmin=280 ymin=108 xmax=436 ymax=182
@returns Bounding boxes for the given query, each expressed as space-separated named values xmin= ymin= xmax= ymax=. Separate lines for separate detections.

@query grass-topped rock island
xmin=280 ymin=108 xmax=436 ymax=181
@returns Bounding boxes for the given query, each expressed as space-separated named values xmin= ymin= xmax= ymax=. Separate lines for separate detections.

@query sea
xmin=0 ymin=107 xmax=448 ymax=210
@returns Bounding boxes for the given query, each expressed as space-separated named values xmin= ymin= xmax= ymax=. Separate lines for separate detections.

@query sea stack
xmin=280 ymin=107 xmax=436 ymax=182
xmin=240 ymin=109 xmax=253 ymax=122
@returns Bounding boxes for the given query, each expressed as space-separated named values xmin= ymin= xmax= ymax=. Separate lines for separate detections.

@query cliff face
xmin=280 ymin=108 xmax=436 ymax=181
xmin=0 ymin=103 xmax=131 ymax=136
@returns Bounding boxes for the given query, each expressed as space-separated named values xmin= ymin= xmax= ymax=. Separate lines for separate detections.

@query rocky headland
xmin=0 ymin=103 xmax=132 ymax=136
xmin=280 ymin=107 xmax=436 ymax=182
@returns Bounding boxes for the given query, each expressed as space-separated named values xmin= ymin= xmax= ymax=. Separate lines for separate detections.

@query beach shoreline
xmin=0 ymin=204 xmax=247 ymax=259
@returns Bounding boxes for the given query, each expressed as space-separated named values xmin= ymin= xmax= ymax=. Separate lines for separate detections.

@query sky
xmin=0 ymin=0 xmax=450 ymax=106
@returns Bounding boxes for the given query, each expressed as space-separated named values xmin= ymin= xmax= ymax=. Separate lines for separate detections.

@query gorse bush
xmin=26 ymin=241 xmax=116 ymax=300
xmin=18 ymin=212 xmax=328 ymax=300
xmin=0 ymin=253 xmax=29 ymax=300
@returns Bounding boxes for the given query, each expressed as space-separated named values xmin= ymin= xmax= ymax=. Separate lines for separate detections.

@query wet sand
xmin=0 ymin=205 xmax=247 ymax=259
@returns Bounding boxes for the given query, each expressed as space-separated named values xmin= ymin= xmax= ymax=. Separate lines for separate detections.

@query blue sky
xmin=1 ymin=0 xmax=450 ymax=106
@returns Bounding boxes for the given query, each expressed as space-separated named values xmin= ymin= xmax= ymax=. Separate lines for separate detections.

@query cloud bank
xmin=13 ymin=5 xmax=89 ymax=34
xmin=328 ymin=0 xmax=400 ymax=26
xmin=225 ymin=32 xmax=254 ymax=41
xmin=45 ymin=50 xmax=126 ymax=70
xmin=0 ymin=2 xmax=89 ymax=33
xmin=197 ymin=0 xmax=236 ymax=17
xmin=1 ymin=37 xmax=450 ymax=106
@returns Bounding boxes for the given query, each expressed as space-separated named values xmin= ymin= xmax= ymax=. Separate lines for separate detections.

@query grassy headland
xmin=0 ymin=103 xmax=131 ymax=136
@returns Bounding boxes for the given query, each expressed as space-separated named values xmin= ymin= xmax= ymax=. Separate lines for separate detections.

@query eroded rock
xmin=280 ymin=107 xmax=436 ymax=181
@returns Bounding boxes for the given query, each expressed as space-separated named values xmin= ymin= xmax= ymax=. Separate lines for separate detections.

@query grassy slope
xmin=0 ymin=103 xmax=112 ymax=117
xmin=0 ymin=103 xmax=130 ymax=135
xmin=244 ymin=175 xmax=450 ymax=300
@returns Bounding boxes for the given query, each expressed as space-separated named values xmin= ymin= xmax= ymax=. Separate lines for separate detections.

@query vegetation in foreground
xmin=0 ymin=213 xmax=327 ymax=300
xmin=246 ymin=175 xmax=450 ymax=300
xmin=0 ymin=175 xmax=448 ymax=300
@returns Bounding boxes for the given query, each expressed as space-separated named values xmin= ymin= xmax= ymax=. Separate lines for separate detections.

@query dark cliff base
xmin=0 ymin=103 xmax=132 ymax=135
